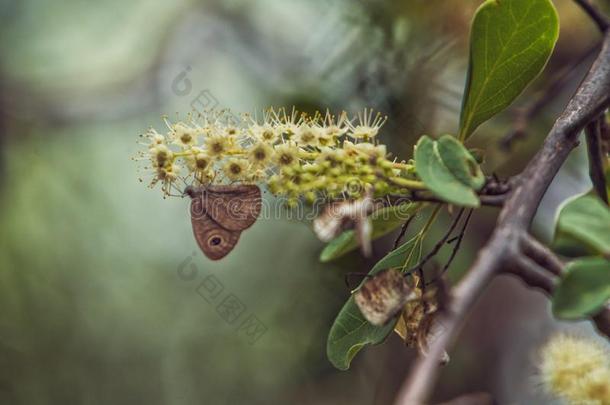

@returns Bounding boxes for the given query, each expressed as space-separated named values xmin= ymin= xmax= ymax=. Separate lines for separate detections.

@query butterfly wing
xmin=191 ymin=214 xmax=241 ymax=260
xmin=203 ymin=185 xmax=262 ymax=231
xmin=190 ymin=193 xmax=241 ymax=260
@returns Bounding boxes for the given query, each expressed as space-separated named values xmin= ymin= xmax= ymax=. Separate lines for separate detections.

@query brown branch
xmin=393 ymin=215 xmax=416 ymax=249
xmin=574 ymin=0 xmax=610 ymax=32
xmin=500 ymin=43 xmax=601 ymax=150
xmin=506 ymin=247 xmax=610 ymax=337
xmin=428 ymin=209 xmax=474 ymax=286
xmin=388 ymin=193 xmax=507 ymax=207
xmin=388 ymin=176 xmax=511 ymax=208
xmin=585 ymin=117 xmax=609 ymax=203
xmin=436 ymin=392 xmax=495 ymax=405
xmin=407 ymin=209 xmax=465 ymax=274
xmin=601 ymin=113 xmax=610 ymax=148
xmin=395 ymin=30 xmax=610 ymax=405
xmin=519 ymin=234 xmax=564 ymax=276
xmin=593 ymin=305 xmax=610 ymax=336
xmin=508 ymin=255 xmax=557 ymax=295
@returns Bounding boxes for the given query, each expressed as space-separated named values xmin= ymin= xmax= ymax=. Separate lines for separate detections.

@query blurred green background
xmin=0 ymin=0 xmax=606 ymax=404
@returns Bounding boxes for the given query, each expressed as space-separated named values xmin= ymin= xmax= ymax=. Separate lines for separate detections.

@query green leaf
xmin=414 ymin=135 xmax=480 ymax=207
xmin=371 ymin=236 xmax=421 ymax=273
xmin=459 ymin=0 xmax=559 ymax=140
xmin=552 ymin=234 xmax=593 ymax=258
xmin=326 ymin=238 xmax=422 ymax=370
xmin=319 ymin=203 xmax=421 ymax=262
xmin=319 ymin=231 xmax=356 ymax=263
xmin=326 ymin=294 xmax=396 ymax=370
xmin=552 ymin=194 xmax=610 ymax=257
xmin=552 ymin=257 xmax=610 ymax=320
xmin=437 ymin=135 xmax=485 ymax=190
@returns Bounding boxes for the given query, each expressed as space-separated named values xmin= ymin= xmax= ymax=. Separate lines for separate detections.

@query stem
xmin=393 ymin=216 xmax=416 ymax=250
xmin=392 ymin=161 xmax=414 ymax=170
xmin=428 ymin=209 xmax=475 ymax=285
xmin=407 ymin=209 xmax=465 ymax=274
xmin=520 ymin=234 xmax=564 ymax=277
xmin=403 ymin=205 xmax=443 ymax=286
xmin=574 ymin=0 xmax=610 ymax=32
xmin=391 ymin=192 xmax=507 ymax=207
xmin=401 ymin=205 xmax=442 ymax=272
xmin=506 ymin=246 xmax=610 ymax=337
xmin=388 ymin=176 xmax=428 ymax=191
xmin=500 ymin=42 xmax=601 ymax=150
xmin=585 ymin=117 xmax=609 ymax=204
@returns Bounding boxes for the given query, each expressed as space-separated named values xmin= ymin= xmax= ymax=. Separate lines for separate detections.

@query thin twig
xmin=585 ymin=117 xmax=609 ymax=203
xmin=508 ymin=254 xmax=558 ymax=295
xmin=520 ymin=234 xmax=564 ymax=277
xmin=506 ymin=246 xmax=610 ymax=338
xmin=574 ymin=0 xmax=610 ymax=32
xmin=406 ymin=209 xmax=465 ymax=274
xmin=500 ymin=43 xmax=600 ymax=149
xmin=593 ymin=305 xmax=610 ymax=337
xmin=388 ymin=193 xmax=507 ymax=207
xmin=393 ymin=215 xmax=416 ymax=250
xmin=427 ymin=209 xmax=475 ymax=286
xmin=600 ymin=114 xmax=610 ymax=147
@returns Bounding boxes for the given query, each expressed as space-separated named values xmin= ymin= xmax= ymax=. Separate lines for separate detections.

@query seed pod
xmin=313 ymin=190 xmax=376 ymax=242
xmin=354 ymin=269 xmax=415 ymax=326
xmin=417 ymin=314 xmax=450 ymax=366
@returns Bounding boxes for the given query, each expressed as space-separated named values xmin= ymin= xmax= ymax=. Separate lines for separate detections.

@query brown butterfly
xmin=184 ymin=184 xmax=262 ymax=260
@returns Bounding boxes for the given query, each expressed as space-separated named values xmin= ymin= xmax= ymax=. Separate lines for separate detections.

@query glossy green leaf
xmin=414 ymin=136 xmax=480 ymax=207
xmin=552 ymin=257 xmax=610 ymax=320
xmin=371 ymin=236 xmax=421 ymax=273
xmin=326 ymin=238 xmax=422 ymax=370
xmin=459 ymin=0 xmax=559 ymax=140
xmin=437 ymin=134 xmax=485 ymax=190
xmin=319 ymin=203 xmax=421 ymax=262
xmin=552 ymin=194 xmax=610 ymax=257
xmin=552 ymin=234 xmax=592 ymax=258
xmin=327 ymin=293 xmax=396 ymax=370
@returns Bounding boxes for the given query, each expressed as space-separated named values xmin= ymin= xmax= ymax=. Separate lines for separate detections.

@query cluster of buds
xmin=540 ymin=334 xmax=610 ymax=404
xmin=135 ymin=107 xmax=425 ymax=203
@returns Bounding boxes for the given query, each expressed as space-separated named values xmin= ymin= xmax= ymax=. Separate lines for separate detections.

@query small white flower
xmin=205 ymin=134 xmax=231 ymax=157
xmin=172 ymin=123 xmax=198 ymax=148
xmin=324 ymin=110 xmax=349 ymax=139
xmin=249 ymin=124 xmax=278 ymax=143
xmin=224 ymin=126 xmax=241 ymax=138
xmin=274 ymin=142 xmax=300 ymax=167
xmin=248 ymin=142 xmax=273 ymax=166
xmin=224 ymin=159 xmax=249 ymax=181
xmin=348 ymin=108 xmax=387 ymax=140
xmin=354 ymin=142 xmax=387 ymax=159
xmin=150 ymin=144 xmax=173 ymax=168
xmin=157 ymin=162 xmax=181 ymax=181
xmin=295 ymin=124 xmax=320 ymax=146
xmin=272 ymin=107 xmax=303 ymax=138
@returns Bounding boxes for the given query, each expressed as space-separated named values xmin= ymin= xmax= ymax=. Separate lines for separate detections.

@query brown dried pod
xmin=354 ymin=269 xmax=416 ymax=326
xmin=313 ymin=190 xmax=377 ymax=242
xmin=417 ymin=314 xmax=450 ymax=366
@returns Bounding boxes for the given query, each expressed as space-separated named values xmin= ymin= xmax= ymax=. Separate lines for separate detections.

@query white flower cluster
xmin=135 ymin=108 xmax=396 ymax=199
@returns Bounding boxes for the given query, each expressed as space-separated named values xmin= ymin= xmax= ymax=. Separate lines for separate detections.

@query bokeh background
xmin=0 ymin=0 xmax=608 ymax=404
